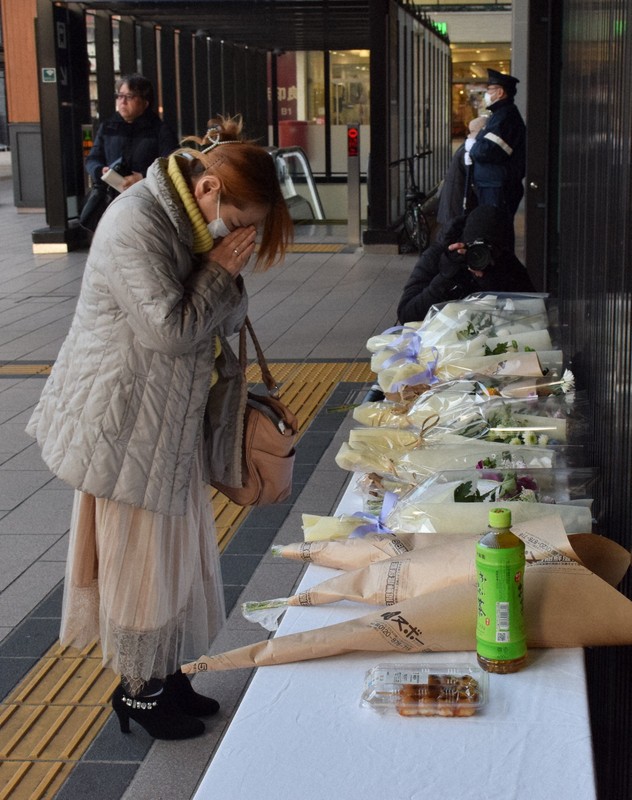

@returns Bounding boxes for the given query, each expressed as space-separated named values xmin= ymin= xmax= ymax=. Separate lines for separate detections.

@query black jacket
xmin=397 ymin=218 xmax=535 ymax=325
xmin=437 ymin=143 xmax=477 ymax=227
xmin=469 ymin=99 xmax=526 ymax=215
xmin=85 ymin=109 xmax=180 ymax=184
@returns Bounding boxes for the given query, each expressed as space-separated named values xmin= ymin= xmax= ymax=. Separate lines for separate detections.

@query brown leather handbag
xmin=211 ymin=317 xmax=299 ymax=506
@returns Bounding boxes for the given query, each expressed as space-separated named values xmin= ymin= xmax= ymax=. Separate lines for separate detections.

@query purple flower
xmin=517 ymin=475 xmax=538 ymax=492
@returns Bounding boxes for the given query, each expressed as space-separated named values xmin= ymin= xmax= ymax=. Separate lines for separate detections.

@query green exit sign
xmin=434 ymin=21 xmax=448 ymax=36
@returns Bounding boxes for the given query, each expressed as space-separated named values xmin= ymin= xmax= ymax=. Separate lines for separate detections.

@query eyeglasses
xmin=114 ymin=93 xmax=140 ymax=102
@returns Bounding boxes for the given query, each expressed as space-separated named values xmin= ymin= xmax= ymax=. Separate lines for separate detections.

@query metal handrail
xmin=269 ymin=146 xmax=326 ymax=220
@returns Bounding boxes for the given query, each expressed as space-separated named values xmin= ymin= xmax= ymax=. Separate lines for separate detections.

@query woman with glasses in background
xmin=85 ymin=73 xmax=179 ymax=193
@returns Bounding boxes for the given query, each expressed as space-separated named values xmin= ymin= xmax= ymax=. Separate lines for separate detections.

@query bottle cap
xmin=488 ymin=507 xmax=511 ymax=528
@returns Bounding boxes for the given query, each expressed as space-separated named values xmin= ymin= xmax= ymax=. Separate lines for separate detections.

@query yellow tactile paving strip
xmin=0 ymin=364 xmax=52 ymax=377
xmin=0 ymin=360 xmax=373 ymax=800
xmin=0 ymin=643 xmax=118 ymax=800
xmin=285 ymin=243 xmax=344 ymax=253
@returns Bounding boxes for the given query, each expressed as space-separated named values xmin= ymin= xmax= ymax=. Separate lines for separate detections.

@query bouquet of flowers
xmin=370 ymin=327 xmax=554 ymax=374
xmin=353 ymin=374 xmax=578 ymax=433
xmin=419 ymin=395 xmax=584 ymax=447
xmin=376 ymin=348 xmax=568 ymax=394
xmin=352 ymin=449 xmax=575 ymax=516
xmin=383 ymin=467 xmax=595 ymax=535
xmin=182 ymin=517 xmax=632 ymax=671
xmin=419 ymin=292 xmax=552 ymax=347
xmin=367 ymin=294 xmax=562 ymax=394
xmin=384 ymin=498 xmax=593 ymax=534
xmin=446 ymin=370 xmax=576 ymax=401
xmin=406 ymin=467 xmax=597 ymax=506
xmin=272 ymin=528 xmax=625 ymax=576
xmin=242 ymin=511 xmax=605 ymax=631
xmin=334 ymin=430 xmax=560 ymax=482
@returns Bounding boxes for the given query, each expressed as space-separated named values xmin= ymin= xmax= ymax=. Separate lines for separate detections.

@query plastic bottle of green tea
xmin=476 ymin=507 xmax=526 ymax=673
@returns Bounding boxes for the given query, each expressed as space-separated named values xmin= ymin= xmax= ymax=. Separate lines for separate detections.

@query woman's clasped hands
xmin=206 ymin=226 xmax=257 ymax=277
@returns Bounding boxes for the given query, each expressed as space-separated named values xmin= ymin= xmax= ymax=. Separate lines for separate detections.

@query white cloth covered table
xmin=194 ymin=482 xmax=596 ymax=800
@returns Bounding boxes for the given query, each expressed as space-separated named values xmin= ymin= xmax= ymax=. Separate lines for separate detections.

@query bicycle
xmin=390 ymin=149 xmax=433 ymax=254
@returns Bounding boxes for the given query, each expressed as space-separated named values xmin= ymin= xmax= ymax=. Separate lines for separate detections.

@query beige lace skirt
xmin=60 ymin=442 xmax=225 ymax=693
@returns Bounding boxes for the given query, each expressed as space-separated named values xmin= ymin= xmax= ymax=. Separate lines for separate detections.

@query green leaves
xmin=453 ymin=480 xmax=493 ymax=503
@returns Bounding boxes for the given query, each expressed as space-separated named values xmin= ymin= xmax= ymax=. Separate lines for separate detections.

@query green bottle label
xmin=476 ymin=544 xmax=526 ymax=661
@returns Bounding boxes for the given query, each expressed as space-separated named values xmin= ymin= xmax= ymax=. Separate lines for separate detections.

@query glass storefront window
xmin=270 ymin=49 xmax=370 ymax=176
xmin=329 ymin=50 xmax=370 ymax=125
xmin=450 ymin=43 xmax=511 ymax=139
xmin=329 ymin=50 xmax=370 ymax=174
xmin=306 ymin=52 xmax=325 ymax=124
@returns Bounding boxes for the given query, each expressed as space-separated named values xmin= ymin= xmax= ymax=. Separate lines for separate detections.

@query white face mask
xmin=484 ymin=91 xmax=495 ymax=107
xmin=207 ymin=194 xmax=231 ymax=239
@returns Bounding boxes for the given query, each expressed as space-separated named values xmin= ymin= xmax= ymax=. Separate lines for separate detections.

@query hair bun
xmin=204 ymin=114 xmax=243 ymax=145
xmin=179 ymin=114 xmax=244 ymax=152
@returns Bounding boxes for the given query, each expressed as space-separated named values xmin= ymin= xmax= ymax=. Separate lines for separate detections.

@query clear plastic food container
xmin=361 ymin=662 xmax=489 ymax=717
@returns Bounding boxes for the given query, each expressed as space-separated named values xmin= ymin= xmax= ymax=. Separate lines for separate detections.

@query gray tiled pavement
xmin=0 ymin=164 xmax=419 ymax=798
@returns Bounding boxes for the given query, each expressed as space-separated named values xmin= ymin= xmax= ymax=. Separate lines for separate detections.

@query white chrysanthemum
xmin=510 ymin=436 xmax=523 ymax=446
xmin=522 ymin=431 xmax=538 ymax=446
xmin=561 ymin=369 xmax=576 ymax=399
xmin=538 ymin=434 xmax=550 ymax=446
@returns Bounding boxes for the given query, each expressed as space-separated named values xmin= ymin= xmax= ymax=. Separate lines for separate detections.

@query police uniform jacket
xmin=469 ymin=99 xmax=526 ymax=214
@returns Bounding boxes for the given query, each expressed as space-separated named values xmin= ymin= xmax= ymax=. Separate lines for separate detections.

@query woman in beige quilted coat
xmin=26 ymin=117 xmax=293 ymax=740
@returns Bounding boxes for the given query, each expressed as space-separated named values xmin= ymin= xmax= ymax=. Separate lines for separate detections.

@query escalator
xmin=268 ymin=146 xmax=326 ymax=222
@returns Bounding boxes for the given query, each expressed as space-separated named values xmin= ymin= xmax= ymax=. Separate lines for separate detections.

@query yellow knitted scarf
xmin=167 ymin=154 xmax=213 ymax=254
xmin=167 ymin=155 xmax=222 ymax=382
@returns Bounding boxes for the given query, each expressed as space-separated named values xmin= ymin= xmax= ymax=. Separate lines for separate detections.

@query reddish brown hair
xmin=178 ymin=117 xmax=293 ymax=270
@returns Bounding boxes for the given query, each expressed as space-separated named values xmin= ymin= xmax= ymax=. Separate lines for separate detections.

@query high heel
xmin=164 ymin=669 xmax=220 ymax=718
xmin=111 ymin=683 xmax=205 ymax=739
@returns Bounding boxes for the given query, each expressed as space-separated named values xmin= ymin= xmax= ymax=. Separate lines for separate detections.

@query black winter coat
xmin=397 ymin=219 xmax=535 ymax=325
xmin=85 ymin=109 xmax=180 ymax=184
xmin=436 ymin=143 xmax=477 ymax=228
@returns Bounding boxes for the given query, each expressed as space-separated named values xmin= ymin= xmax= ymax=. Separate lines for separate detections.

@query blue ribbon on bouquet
xmin=387 ymin=346 xmax=441 ymax=393
xmin=378 ymin=325 xmax=424 ymax=351
xmin=350 ymin=491 xmax=399 ymax=538
xmin=378 ymin=331 xmax=424 ymax=370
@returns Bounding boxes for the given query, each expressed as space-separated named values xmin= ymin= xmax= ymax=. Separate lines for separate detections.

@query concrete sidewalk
xmin=0 ymin=173 xmax=416 ymax=799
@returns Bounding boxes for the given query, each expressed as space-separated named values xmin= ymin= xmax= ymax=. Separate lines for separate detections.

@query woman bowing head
xmin=26 ymin=116 xmax=293 ymax=740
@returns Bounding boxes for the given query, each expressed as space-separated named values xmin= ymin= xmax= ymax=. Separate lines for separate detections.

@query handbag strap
xmin=239 ymin=316 xmax=279 ymax=397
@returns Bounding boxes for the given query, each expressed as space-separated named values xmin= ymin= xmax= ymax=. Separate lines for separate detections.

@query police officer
xmin=470 ymin=69 xmax=526 ymax=237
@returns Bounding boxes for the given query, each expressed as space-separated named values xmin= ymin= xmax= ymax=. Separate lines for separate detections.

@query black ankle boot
xmin=111 ymin=683 xmax=205 ymax=739
xmin=164 ymin=669 xmax=220 ymax=717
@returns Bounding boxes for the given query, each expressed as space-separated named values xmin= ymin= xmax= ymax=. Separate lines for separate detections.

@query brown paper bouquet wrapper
xmin=274 ymin=530 xmax=627 ymax=577
xmin=245 ymin=521 xmax=629 ymax=629
xmin=182 ymin=516 xmax=631 ymax=674
xmin=273 ymin=532 xmax=427 ymax=570
xmin=252 ymin=535 xmax=481 ymax=617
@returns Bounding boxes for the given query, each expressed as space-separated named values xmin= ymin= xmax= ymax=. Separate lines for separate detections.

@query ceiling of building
xmin=81 ymin=0 xmax=383 ymax=52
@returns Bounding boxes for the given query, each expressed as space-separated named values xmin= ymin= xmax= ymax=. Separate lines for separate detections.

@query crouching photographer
xmin=397 ymin=205 xmax=535 ymax=324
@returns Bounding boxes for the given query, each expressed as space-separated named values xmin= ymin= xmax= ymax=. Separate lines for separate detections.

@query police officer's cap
xmin=486 ymin=68 xmax=519 ymax=96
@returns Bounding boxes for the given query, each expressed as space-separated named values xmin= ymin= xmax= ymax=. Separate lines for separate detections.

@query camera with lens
xmin=463 ymin=239 xmax=494 ymax=271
